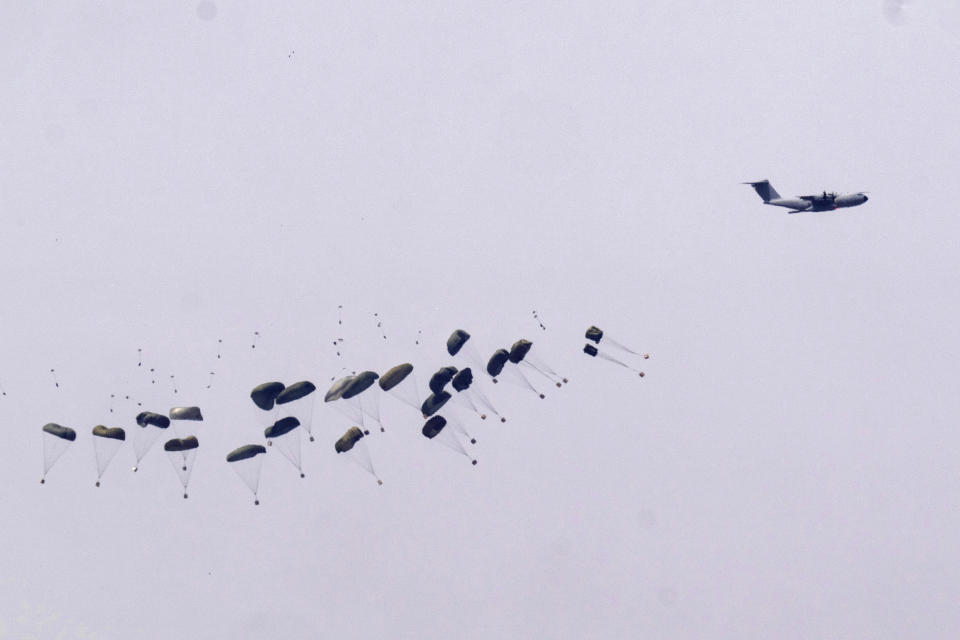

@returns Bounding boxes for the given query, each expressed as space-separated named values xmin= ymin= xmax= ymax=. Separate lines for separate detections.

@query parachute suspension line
xmin=137 ymin=347 xmax=142 ymax=367
xmin=49 ymin=368 xmax=59 ymax=389
xmin=337 ymin=304 xmax=343 ymax=326
xmin=205 ymin=372 xmax=215 ymax=390
xmin=169 ymin=374 xmax=178 ymax=395
xmin=597 ymin=351 xmax=645 ymax=377
xmin=605 ymin=336 xmax=640 ymax=356
xmin=415 ymin=329 xmax=422 ymax=346
xmin=0 ymin=380 xmax=7 ymax=396
xmin=473 ymin=385 xmax=505 ymax=422
xmin=251 ymin=331 xmax=260 ymax=350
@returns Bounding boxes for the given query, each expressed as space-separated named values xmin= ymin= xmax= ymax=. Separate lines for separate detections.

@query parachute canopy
xmin=379 ymin=363 xmax=413 ymax=391
xmin=335 ymin=426 xmax=364 ymax=453
xmin=226 ymin=444 xmax=267 ymax=462
xmin=583 ymin=344 xmax=598 ymax=357
xmin=487 ymin=349 xmax=510 ymax=377
xmin=341 ymin=371 xmax=378 ymax=399
xmin=325 ymin=376 xmax=354 ymax=402
xmin=421 ymin=391 xmax=451 ymax=417
xmin=451 ymin=368 xmax=473 ymax=392
xmin=429 ymin=366 xmax=458 ymax=395
xmin=446 ymin=329 xmax=470 ymax=356
xmin=251 ymin=382 xmax=285 ymax=411
xmin=422 ymin=415 xmax=446 ymax=439
xmin=508 ymin=339 xmax=532 ymax=364
xmin=169 ymin=406 xmax=203 ymax=421
xmin=164 ymin=436 xmax=199 ymax=452
xmin=585 ymin=326 xmax=603 ymax=343
xmin=265 ymin=416 xmax=300 ymax=439
xmin=43 ymin=423 xmax=76 ymax=441
xmin=276 ymin=381 xmax=316 ymax=405
xmin=136 ymin=412 xmax=170 ymax=429
xmin=92 ymin=425 xmax=125 ymax=441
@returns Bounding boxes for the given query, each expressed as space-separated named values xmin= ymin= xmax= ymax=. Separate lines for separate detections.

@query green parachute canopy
xmin=585 ymin=326 xmax=603 ymax=343
xmin=136 ymin=412 xmax=170 ymax=429
xmin=583 ymin=343 xmax=598 ymax=357
xmin=92 ymin=425 xmax=125 ymax=441
xmin=334 ymin=426 xmax=364 ymax=453
xmin=341 ymin=371 xmax=379 ymax=400
xmin=508 ymin=339 xmax=533 ymax=364
xmin=325 ymin=376 xmax=354 ymax=402
xmin=429 ymin=366 xmax=458 ymax=395
xmin=446 ymin=329 xmax=470 ymax=356
xmin=421 ymin=391 xmax=451 ymax=417
xmin=251 ymin=382 xmax=285 ymax=411
xmin=169 ymin=406 xmax=203 ymax=421
xmin=265 ymin=416 xmax=300 ymax=439
xmin=276 ymin=381 xmax=316 ymax=405
xmin=422 ymin=415 xmax=446 ymax=439
xmin=379 ymin=363 xmax=413 ymax=391
xmin=226 ymin=444 xmax=267 ymax=462
xmin=164 ymin=436 xmax=199 ymax=452
xmin=42 ymin=423 xmax=76 ymax=441
xmin=486 ymin=349 xmax=510 ymax=377
xmin=451 ymin=368 xmax=473 ymax=392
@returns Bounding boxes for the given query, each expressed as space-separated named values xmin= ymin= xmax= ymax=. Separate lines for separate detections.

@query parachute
xmin=421 ymin=416 xmax=477 ymax=465
xmin=487 ymin=347 xmax=545 ymax=399
xmin=450 ymin=368 xmax=504 ymax=422
xmin=446 ymin=329 xmax=487 ymax=372
xmin=169 ymin=406 xmax=203 ymax=421
xmin=132 ymin=411 xmax=170 ymax=471
xmin=421 ymin=390 xmax=451 ymax=417
xmin=379 ymin=363 xmax=420 ymax=410
xmin=334 ymin=426 xmax=382 ymax=485
xmin=584 ymin=325 xmax=648 ymax=358
xmin=264 ymin=417 xmax=305 ymax=478
xmin=250 ymin=381 xmax=285 ymax=411
xmin=92 ymin=425 xmax=125 ymax=487
xmin=428 ymin=366 xmax=458 ymax=395
xmin=41 ymin=423 xmax=76 ymax=483
xmin=341 ymin=371 xmax=383 ymax=432
xmin=163 ymin=436 xmax=199 ymax=498
xmin=325 ymin=375 xmax=364 ymax=427
xmin=275 ymin=381 xmax=317 ymax=442
xmin=582 ymin=341 xmax=646 ymax=377
xmin=226 ymin=444 xmax=268 ymax=505
xmin=446 ymin=330 xmax=471 ymax=356
xmin=508 ymin=339 xmax=567 ymax=388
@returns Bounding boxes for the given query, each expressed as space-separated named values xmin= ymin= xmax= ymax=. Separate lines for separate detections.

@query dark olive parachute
xmin=486 ymin=349 xmax=510 ymax=377
xmin=226 ymin=444 xmax=267 ymax=462
xmin=585 ymin=326 xmax=603 ymax=343
xmin=422 ymin=415 xmax=446 ymax=439
xmin=446 ymin=329 xmax=470 ymax=356
xmin=325 ymin=376 xmax=354 ymax=402
xmin=251 ymin=382 xmax=285 ymax=411
xmin=508 ymin=339 xmax=533 ymax=364
xmin=276 ymin=381 xmax=316 ymax=405
xmin=43 ymin=423 xmax=76 ymax=441
xmin=92 ymin=425 xmax=125 ymax=441
xmin=583 ymin=344 xmax=598 ymax=357
xmin=265 ymin=416 xmax=300 ymax=439
xmin=335 ymin=426 xmax=364 ymax=453
xmin=136 ymin=412 xmax=170 ymax=429
xmin=451 ymin=368 xmax=473 ymax=392
xmin=341 ymin=371 xmax=379 ymax=399
xmin=379 ymin=363 xmax=413 ymax=391
xmin=164 ymin=436 xmax=199 ymax=452
xmin=429 ymin=366 xmax=458 ymax=395
xmin=421 ymin=391 xmax=451 ymax=417
xmin=169 ymin=406 xmax=203 ymax=421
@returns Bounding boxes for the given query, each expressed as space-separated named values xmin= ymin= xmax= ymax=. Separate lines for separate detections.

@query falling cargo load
xmin=92 ymin=425 xmax=126 ymax=487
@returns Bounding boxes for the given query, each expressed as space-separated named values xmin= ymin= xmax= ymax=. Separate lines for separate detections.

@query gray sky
xmin=3 ymin=1 xmax=960 ymax=638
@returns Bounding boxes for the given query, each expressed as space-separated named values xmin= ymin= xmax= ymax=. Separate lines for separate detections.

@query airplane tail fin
xmin=742 ymin=180 xmax=780 ymax=202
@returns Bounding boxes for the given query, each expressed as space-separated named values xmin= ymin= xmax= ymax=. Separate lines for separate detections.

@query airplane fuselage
xmin=744 ymin=181 xmax=868 ymax=214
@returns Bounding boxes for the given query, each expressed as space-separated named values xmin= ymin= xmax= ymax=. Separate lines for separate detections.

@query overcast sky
xmin=3 ymin=1 xmax=960 ymax=638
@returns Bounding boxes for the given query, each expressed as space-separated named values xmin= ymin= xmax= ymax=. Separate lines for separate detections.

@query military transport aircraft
xmin=743 ymin=180 xmax=868 ymax=213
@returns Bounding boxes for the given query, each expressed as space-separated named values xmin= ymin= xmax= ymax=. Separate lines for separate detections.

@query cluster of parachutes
xmin=40 ymin=325 xmax=647 ymax=504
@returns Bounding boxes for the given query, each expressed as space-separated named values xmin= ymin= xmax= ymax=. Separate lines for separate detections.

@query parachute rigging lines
xmin=334 ymin=426 xmax=382 ymax=485
xmin=92 ymin=426 xmax=125 ymax=487
xmin=132 ymin=412 xmax=170 ymax=471
xmin=379 ymin=363 xmax=420 ymax=410
xmin=164 ymin=436 xmax=199 ymax=498
xmin=275 ymin=381 xmax=317 ymax=442
xmin=226 ymin=445 xmax=268 ymax=505
xmin=421 ymin=416 xmax=477 ymax=465
xmin=265 ymin=417 xmax=305 ymax=478
xmin=41 ymin=423 xmax=76 ymax=483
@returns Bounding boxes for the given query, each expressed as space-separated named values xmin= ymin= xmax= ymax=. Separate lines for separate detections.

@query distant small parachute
xmin=487 ymin=347 xmax=545 ymax=399
xmin=583 ymin=343 xmax=646 ymax=377
xmin=41 ymin=423 xmax=76 ymax=483
xmin=275 ymin=381 xmax=317 ymax=442
xmin=226 ymin=444 xmax=268 ymax=505
xmin=265 ymin=417 xmax=305 ymax=478
xmin=334 ymin=426 xmax=382 ymax=485
xmin=132 ymin=412 xmax=171 ymax=471
xmin=428 ymin=366 xmax=458 ymax=395
xmin=164 ymin=436 xmax=199 ymax=498
xmin=450 ymin=368 xmax=504 ymax=422
xmin=92 ymin=425 xmax=125 ymax=487
xmin=379 ymin=363 xmax=420 ymax=410
xmin=421 ymin=416 xmax=477 ymax=465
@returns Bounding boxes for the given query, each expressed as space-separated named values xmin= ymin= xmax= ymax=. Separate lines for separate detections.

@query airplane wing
xmin=797 ymin=195 xmax=817 ymax=201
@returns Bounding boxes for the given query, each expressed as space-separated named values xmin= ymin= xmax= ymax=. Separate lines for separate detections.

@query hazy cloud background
xmin=2 ymin=1 xmax=959 ymax=637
